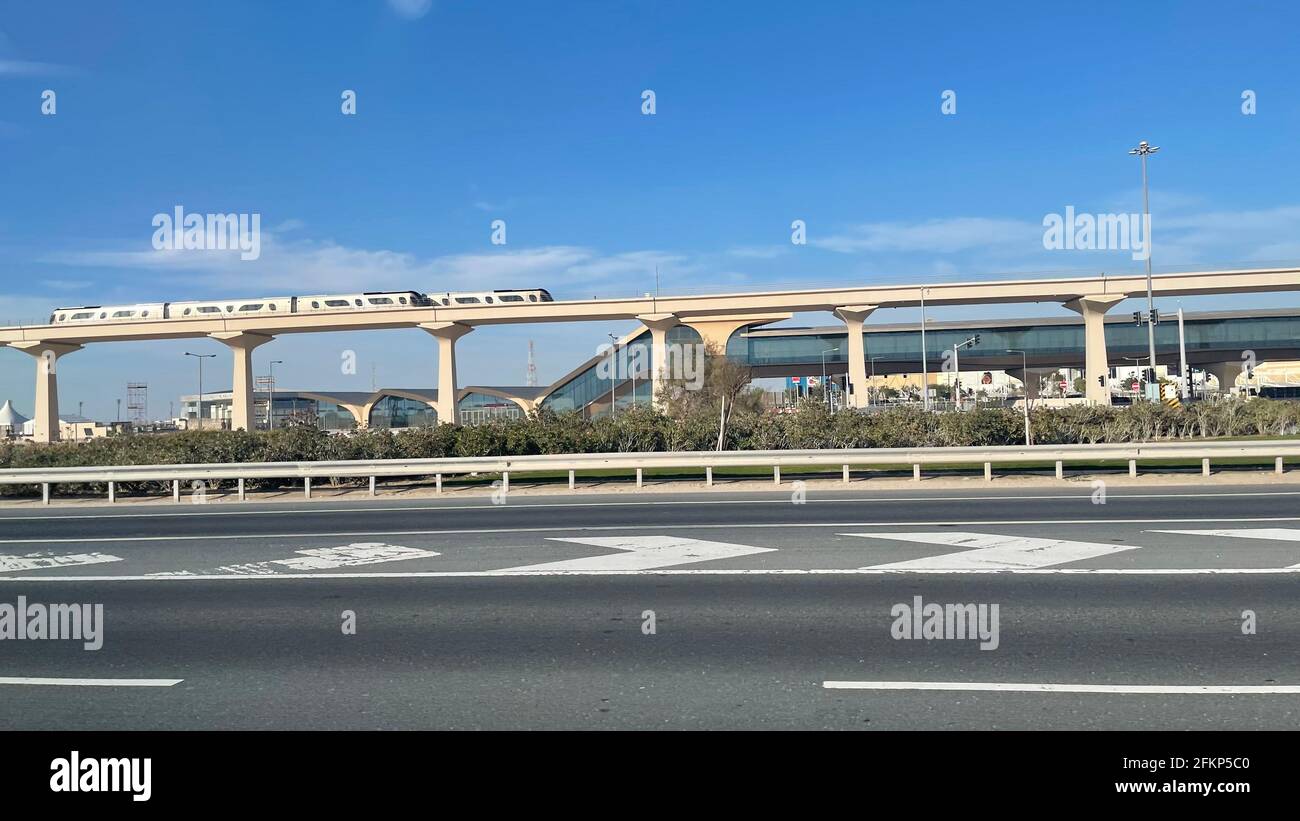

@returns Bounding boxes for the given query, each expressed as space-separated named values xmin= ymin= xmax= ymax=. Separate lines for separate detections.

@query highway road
xmin=2 ymin=484 xmax=1300 ymax=729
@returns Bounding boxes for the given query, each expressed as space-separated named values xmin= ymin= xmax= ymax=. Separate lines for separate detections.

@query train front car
xmin=50 ymin=304 xmax=167 ymax=324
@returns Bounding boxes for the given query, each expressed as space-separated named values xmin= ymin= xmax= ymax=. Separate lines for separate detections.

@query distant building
xmin=177 ymin=386 xmax=544 ymax=430
xmin=0 ymin=399 xmax=30 ymax=438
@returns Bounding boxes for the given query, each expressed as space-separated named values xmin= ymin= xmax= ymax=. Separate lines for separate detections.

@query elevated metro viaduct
xmin=538 ymin=308 xmax=1300 ymax=414
xmin=3 ymin=266 xmax=1300 ymax=440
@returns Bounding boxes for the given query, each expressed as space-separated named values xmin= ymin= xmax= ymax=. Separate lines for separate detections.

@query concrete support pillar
xmin=635 ymin=313 xmax=679 ymax=407
xmin=1005 ymin=367 xmax=1057 ymax=401
xmin=210 ymin=332 xmax=274 ymax=431
xmin=420 ymin=322 xmax=474 ymax=425
xmin=1063 ymin=295 xmax=1124 ymax=406
xmin=11 ymin=341 xmax=82 ymax=443
xmin=1203 ymin=361 xmax=1244 ymax=393
xmin=834 ymin=305 xmax=878 ymax=409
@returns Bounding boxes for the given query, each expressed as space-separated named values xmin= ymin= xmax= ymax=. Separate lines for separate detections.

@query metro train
xmin=49 ymin=288 xmax=554 ymax=325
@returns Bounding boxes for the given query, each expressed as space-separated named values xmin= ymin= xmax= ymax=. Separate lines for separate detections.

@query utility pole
xmin=607 ymin=333 xmax=619 ymax=419
xmin=1008 ymin=349 xmax=1031 ymax=446
xmin=920 ymin=287 xmax=930 ymax=411
xmin=1177 ymin=306 xmax=1189 ymax=399
xmin=268 ymin=360 xmax=283 ymax=429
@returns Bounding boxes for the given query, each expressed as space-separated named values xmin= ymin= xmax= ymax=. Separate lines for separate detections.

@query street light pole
xmin=920 ymin=287 xmax=930 ymax=411
xmin=1130 ymin=140 xmax=1160 ymax=398
xmin=821 ymin=348 xmax=838 ymax=411
xmin=870 ymin=356 xmax=883 ymax=408
xmin=268 ymin=360 xmax=283 ymax=429
xmin=1009 ymin=349 xmax=1030 ymax=446
xmin=184 ymin=352 xmax=216 ymax=430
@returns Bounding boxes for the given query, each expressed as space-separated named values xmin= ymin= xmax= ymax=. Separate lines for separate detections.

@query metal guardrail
xmin=1 ymin=439 xmax=1297 ymax=504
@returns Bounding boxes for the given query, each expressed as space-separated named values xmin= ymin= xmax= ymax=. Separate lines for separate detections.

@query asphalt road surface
xmin=2 ymin=484 xmax=1299 ymax=729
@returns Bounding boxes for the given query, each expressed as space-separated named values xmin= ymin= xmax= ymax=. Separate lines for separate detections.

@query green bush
xmin=3 ymin=400 xmax=1298 ymax=497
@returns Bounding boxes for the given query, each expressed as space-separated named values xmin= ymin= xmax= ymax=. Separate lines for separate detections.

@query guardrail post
xmin=842 ymin=464 xmax=850 ymax=484
xmin=42 ymin=483 xmax=50 ymax=505
xmin=1277 ymin=457 xmax=1285 ymax=475
xmin=706 ymin=466 xmax=713 ymax=487
xmin=436 ymin=473 xmax=443 ymax=494
xmin=773 ymin=465 xmax=780 ymax=485
xmin=369 ymin=476 xmax=376 ymax=496
xmin=108 ymin=481 xmax=115 ymax=503
xmin=1202 ymin=458 xmax=1211 ymax=477
xmin=1055 ymin=460 xmax=1063 ymax=480
xmin=238 ymin=477 xmax=246 ymax=501
xmin=568 ymin=470 xmax=575 ymax=490
xmin=984 ymin=462 xmax=992 ymax=481
xmin=1128 ymin=459 xmax=1137 ymax=477
xmin=913 ymin=464 xmax=920 ymax=482
xmin=636 ymin=468 xmax=643 ymax=489
xmin=304 ymin=477 xmax=312 ymax=499
xmin=172 ymin=480 xmax=180 ymax=503
xmin=502 ymin=471 xmax=509 ymax=493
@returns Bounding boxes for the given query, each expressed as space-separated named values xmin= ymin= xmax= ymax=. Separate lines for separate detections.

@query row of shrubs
xmin=2 ymin=400 xmax=1297 ymax=496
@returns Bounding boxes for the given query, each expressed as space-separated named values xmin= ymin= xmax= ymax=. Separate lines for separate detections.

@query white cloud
xmin=812 ymin=217 xmax=1039 ymax=254
xmin=387 ymin=0 xmax=433 ymax=20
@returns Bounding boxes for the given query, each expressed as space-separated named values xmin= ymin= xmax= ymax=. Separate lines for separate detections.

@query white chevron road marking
xmin=843 ymin=532 xmax=1140 ymax=570
xmin=0 ymin=551 xmax=123 ymax=573
xmin=506 ymin=535 xmax=776 ymax=572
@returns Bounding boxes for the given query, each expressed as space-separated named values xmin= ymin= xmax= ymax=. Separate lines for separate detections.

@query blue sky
xmin=2 ymin=0 xmax=1299 ymax=419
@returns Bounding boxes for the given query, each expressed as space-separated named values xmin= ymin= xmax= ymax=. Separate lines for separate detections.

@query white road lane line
xmin=1153 ymin=528 xmax=1300 ymax=568
xmin=0 ymin=677 xmax=183 ymax=687
xmin=0 ymin=552 xmax=123 ymax=572
xmin=511 ymin=535 xmax=774 ymax=571
xmin=1154 ymin=528 xmax=1300 ymax=541
xmin=6 ymin=567 xmax=1300 ymax=582
xmin=2 ymin=489 xmax=1297 ymax=522
xmin=844 ymin=532 xmax=1140 ymax=570
xmin=823 ymin=680 xmax=1300 ymax=694
xmin=3 ymin=516 xmax=1300 ymax=545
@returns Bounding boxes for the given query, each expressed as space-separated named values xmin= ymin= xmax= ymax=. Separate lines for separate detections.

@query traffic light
xmin=1097 ymin=375 xmax=1105 ymax=387
xmin=1133 ymin=311 xmax=1143 ymax=325
xmin=973 ymin=334 xmax=981 ymax=346
xmin=1149 ymin=308 xmax=1160 ymax=325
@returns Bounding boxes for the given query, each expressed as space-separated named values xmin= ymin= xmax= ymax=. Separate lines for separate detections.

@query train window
xmin=99 ymin=312 xmax=107 ymax=319
xmin=238 ymin=304 xmax=264 ymax=312
xmin=541 ymin=292 xmax=553 ymax=301
xmin=442 ymin=298 xmax=450 ymax=305
xmin=58 ymin=314 xmax=66 ymax=322
xmin=499 ymin=294 xmax=524 ymax=302
xmin=455 ymin=297 xmax=480 ymax=304
xmin=399 ymin=296 xmax=408 ymax=304
xmin=355 ymin=299 xmax=363 ymax=307
xmin=141 ymin=310 xmax=149 ymax=317
xmin=71 ymin=312 xmax=94 ymax=320
xmin=112 ymin=311 xmax=134 ymax=318
xmin=197 ymin=306 xmax=221 ymax=314
xmin=368 ymin=297 xmax=393 ymax=305
xmin=325 ymin=299 xmax=349 ymax=307
xmin=184 ymin=308 xmax=193 ymax=316
xmin=485 ymin=296 xmax=494 ymax=303
xmin=269 ymin=304 xmax=277 ymax=311
xmin=528 ymin=294 xmax=538 ymax=302
xmin=311 ymin=301 xmax=321 ymax=308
